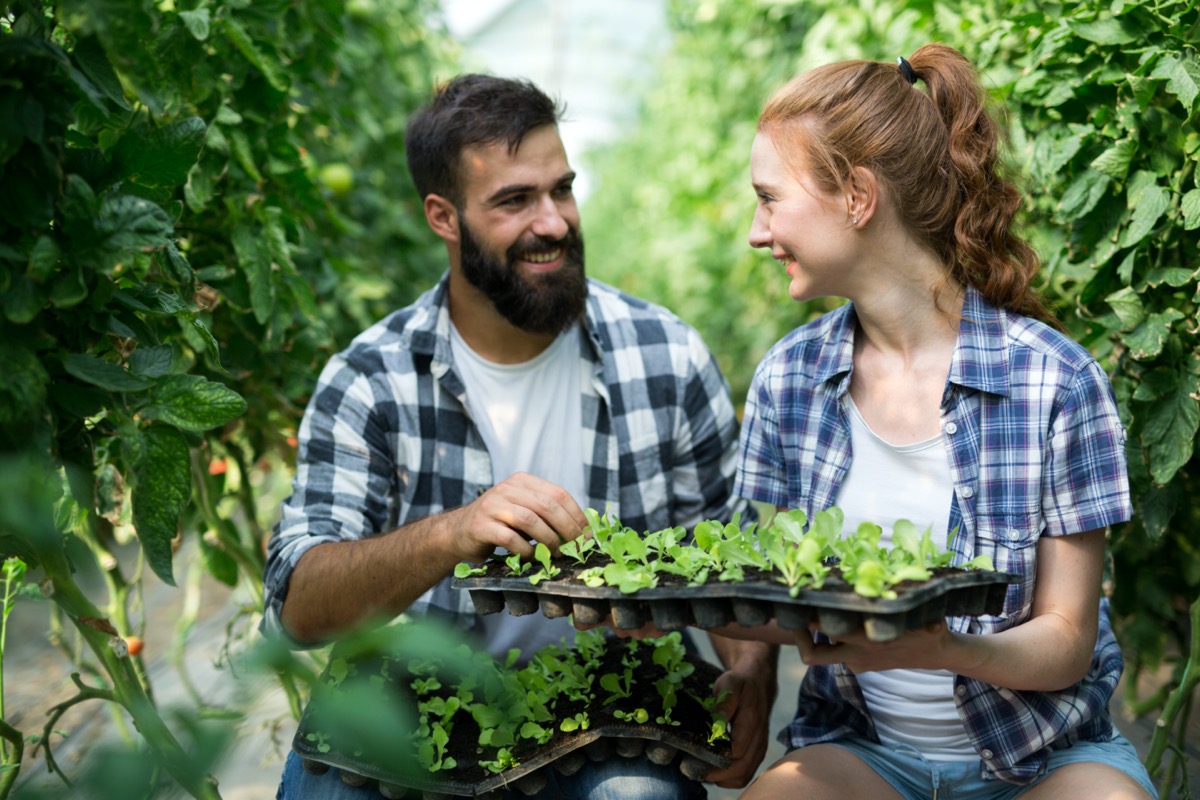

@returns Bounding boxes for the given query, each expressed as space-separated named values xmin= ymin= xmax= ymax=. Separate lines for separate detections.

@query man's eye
xmin=553 ymin=184 xmax=574 ymax=198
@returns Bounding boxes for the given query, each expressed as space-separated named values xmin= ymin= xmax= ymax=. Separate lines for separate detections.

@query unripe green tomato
xmin=318 ymin=163 xmax=354 ymax=196
xmin=346 ymin=0 xmax=374 ymax=20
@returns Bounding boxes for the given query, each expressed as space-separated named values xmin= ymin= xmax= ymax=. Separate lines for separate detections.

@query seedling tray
xmin=453 ymin=564 xmax=1017 ymax=642
xmin=292 ymin=637 xmax=731 ymax=798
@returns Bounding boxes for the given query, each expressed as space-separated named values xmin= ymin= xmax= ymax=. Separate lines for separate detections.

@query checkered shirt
xmin=735 ymin=286 xmax=1132 ymax=785
xmin=263 ymin=275 xmax=750 ymax=641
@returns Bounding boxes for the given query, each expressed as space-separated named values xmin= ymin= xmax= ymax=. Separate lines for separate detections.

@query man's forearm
xmin=279 ymin=511 xmax=462 ymax=644
xmin=709 ymin=633 xmax=779 ymax=687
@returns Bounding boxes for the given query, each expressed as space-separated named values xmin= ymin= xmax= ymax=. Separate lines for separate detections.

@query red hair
xmin=759 ymin=43 xmax=1054 ymax=324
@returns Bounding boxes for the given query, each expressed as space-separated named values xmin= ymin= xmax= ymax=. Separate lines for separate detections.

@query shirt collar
xmin=947 ymin=285 xmax=1010 ymax=397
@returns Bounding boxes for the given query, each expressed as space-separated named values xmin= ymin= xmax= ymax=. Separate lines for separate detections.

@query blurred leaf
xmin=62 ymin=353 xmax=153 ymax=392
xmin=132 ymin=424 xmax=191 ymax=586
xmin=113 ymin=117 xmax=207 ymax=189
xmin=141 ymin=375 xmax=246 ymax=431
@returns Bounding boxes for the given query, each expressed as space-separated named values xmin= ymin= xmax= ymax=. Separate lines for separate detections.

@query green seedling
xmin=559 ymin=712 xmax=590 ymax=732
xmin=559 ymin=535 xmax=597 ymax=565
xmin=479 ymin=747 xmax=518 ymax=774
xmin=599 ymin=668 xmax=634 ymax=704
xmin=505 ymin=552 xmax=531 ymax=577
xmin=527 ymin=542 xmax=561 ymax=585
xmin=454 ymin=562 xmax=487 ymax=578
xmin=613 ymin=707 xmax=650 ymax=724
xmin=519 ymin=721 xmax=554 ymax=744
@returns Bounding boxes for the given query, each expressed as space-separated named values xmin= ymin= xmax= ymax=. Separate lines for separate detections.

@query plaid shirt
xmin=263 ymin=275 xmax=749 ymax=640
xmin=735 ymin=286 xmax=1131 ymax=785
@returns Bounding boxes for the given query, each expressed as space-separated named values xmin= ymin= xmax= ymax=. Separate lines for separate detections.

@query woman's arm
xmin=791 ymin=529 xmax=1105 ymax=691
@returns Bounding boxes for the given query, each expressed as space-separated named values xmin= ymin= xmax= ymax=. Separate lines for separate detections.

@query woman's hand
xmin=793 ymin=621 xmax=952 ymax=673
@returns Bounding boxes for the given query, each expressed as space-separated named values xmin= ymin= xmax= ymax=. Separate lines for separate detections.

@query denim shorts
xmin=830 ymin=731 xmax=1157 ymax=800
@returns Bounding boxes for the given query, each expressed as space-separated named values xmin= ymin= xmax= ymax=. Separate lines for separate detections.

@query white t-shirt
xmin=449 ymin=322 xmax=587 ymax=662
xmin=837 ymin=396 xmax=977 ymax=762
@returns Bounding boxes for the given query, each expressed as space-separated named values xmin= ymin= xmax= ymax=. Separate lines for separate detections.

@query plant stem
xmin=0 ymin=717 xmax=23 ymax=800
xmin=1146 ymin=594 xmax=1200 ymax=783
xmin=36 ymin=543 xmax=223 ymax=800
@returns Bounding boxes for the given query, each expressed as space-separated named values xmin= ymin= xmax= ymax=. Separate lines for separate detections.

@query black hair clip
xmin=897 ymin=56 xmax=918 ymax=86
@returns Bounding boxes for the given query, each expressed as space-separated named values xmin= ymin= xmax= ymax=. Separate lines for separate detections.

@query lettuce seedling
xmin=613 ymin=707 xmax=650 ymax=724
xmin=559 ymin=712 xmax=590 ymax=732
xmin=505 ymin=551 xmax=531 ymax=577
xmin=559 ymin=534 xmax=597 ymax=565
xmin=519 ymin=721 xmax=554 ymax=744
xmin=527 ymin=542 xmax=561 ymax=585
xmin=454 ymin=562 xmax=487 ymax=578
xmin=479 ymin=747 xmax=518 ymax=774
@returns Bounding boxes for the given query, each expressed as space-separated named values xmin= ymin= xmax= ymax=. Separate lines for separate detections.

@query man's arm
xmin=703 ymin=635 xmax=779 ymax=789
xmin=279 ymin=472 xmax=587 ymax=644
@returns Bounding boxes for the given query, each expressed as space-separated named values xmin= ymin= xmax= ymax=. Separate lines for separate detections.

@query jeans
xmin=275 ymin=749 xmax=708 ymax=800
xmin=830 ymin=730 xmax=1157 ymax=800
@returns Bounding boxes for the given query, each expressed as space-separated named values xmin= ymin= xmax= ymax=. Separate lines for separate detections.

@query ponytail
xmin=759 ymin=43 xmax=1056 ymax=325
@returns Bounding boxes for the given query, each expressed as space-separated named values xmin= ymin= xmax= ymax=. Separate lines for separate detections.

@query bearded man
xmin=262 ymin=74 xmax=777 ymax=800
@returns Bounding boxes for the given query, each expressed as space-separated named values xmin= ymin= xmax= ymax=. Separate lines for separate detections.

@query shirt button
xmin=981 ymin=749 xmax=994 ymax=760
xmin=960 ymin=486 xmax=975 ymax=499
xmin=1007 ymin=527 xmax=1021 ymax=540
xmin=955 ymin=684 xmax=966 ymax=697
xmin=944 ymin=422 xmax=958 ymax=434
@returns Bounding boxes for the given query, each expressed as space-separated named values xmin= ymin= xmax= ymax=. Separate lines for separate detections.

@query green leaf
xmin=1151 ymin=54 xmax=1200 ymax=116
xmin=1091 ymin=139 xmax=1137 ymax=181
xmin=113 ymin=117 xmax=207 ymax=189
xmin=141 ymin=374 xmax=246 ymax=431
xmin=1104 ymin=287 xmax=1144 ymax=331
xmin=1119 ymin=185 xmax=1169 ymax=247
xmin=80 ymin=194 xmax=174 ymax=273
xmin=129 ymin=344 xmax=173 ymax=378
xmin=222 ymin=17 xmax=289 ymax=93
xmin=200 ymin=532 xmax=238 ymax=587
xmin=228 ymin=128 xmax=264 ymax=183
xmin=232 ymin=225 xmax=274 ymax=324
xmin=27 ymin=236 xmax=61 ymax=280
xmin=1 ymin=276 xmax=42 ymax=324
xmin=1055 ymin=170 xmax=1110 ymax=224
xmin=132 ymin=425 xmax=192 ymax=586
xmin=1067 ymin=17 xmax=1137 ymax=45
xmin=48 ymin=264 xmax=87 ymax=308
xmin=61 ymin=353 xmax=153 ymax=392
xmin=1125 ymin=309 xmax=1184 ymax=360
xmin=70 ymin=36 xmax=130 ymax=110
xmin=179 ymin=8 xmax=211 ymax=41
xmin=1142 ymin=374 xmax=1200 ymax=485
xmin=1182 ymin=189 xmax=1200 ymax=230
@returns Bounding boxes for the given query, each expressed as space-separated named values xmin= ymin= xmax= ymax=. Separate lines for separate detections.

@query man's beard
xmin=458 ymin=217 xmax=587 ymax=335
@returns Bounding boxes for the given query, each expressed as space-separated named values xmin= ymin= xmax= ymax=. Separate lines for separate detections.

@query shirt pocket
xmin=971 ymin=510 xmax=1040 ymax=628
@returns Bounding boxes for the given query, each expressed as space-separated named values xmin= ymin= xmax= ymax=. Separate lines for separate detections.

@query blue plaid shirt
xmin=735 ymin=287 xmax=1131 ymax=785
xmin=263 ymin=275 xmax=750 ymax=640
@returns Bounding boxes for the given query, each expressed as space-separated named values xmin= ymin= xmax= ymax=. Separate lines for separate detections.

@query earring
xmin=851 ymin=215 xmax=860 ymax=225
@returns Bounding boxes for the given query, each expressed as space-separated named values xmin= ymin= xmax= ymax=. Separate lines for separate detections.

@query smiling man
xmin=262 ymin=75 xmax=777 ymax=800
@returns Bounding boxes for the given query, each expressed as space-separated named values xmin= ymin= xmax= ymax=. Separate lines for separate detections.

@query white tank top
xmin=450 ymin=322 xmax=586 ymax=662
xmin=838 ymin=397 xmax=977 ymax=762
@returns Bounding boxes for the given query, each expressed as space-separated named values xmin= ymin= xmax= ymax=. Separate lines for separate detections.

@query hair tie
xmin=897 ymin=56 xmax=918 ymax=86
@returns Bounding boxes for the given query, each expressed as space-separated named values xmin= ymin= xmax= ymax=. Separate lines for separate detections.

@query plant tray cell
xmin=292 ymin=638 xmax=731 ymax=798
xmin=453 ymin=565 xmax=1017 ymax=642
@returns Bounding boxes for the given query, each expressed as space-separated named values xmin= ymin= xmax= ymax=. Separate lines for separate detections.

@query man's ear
xmin=846 ymin=166 xmax=880 ymax=227
xmin=424 ymin=194 xmax=460 ymax=242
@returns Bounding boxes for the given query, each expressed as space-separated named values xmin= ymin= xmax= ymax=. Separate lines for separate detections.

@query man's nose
xmin=531 ymin=195 xmax=570 ymax=240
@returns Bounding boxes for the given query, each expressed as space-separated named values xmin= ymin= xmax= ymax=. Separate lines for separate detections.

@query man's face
xmin=454 ymin=126 xmax=586 ymax=335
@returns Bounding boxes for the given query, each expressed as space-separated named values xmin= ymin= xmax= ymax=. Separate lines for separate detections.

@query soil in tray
xmin=438 ymin=649 xmax=729 ymax=785
xmin=476 ymin=553 xmax=971 ymax=595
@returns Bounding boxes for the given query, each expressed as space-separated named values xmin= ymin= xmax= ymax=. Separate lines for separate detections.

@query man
xmin=263 ymin=74 xmax=777 ymax=799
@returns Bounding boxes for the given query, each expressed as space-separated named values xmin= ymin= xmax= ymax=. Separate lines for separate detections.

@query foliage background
xmin=1 ymin=0 xmax=1198 ymax=797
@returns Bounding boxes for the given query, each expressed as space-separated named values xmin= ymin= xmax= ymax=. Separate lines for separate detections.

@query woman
xmin=731 ymin=44 xmax=1156 ymax=799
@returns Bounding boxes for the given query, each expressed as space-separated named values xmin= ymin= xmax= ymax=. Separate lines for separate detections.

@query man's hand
xmin=449 ymin=472 xmax=587 ymax=564
xmin=703 ymin=642 xmax=778 ymax=788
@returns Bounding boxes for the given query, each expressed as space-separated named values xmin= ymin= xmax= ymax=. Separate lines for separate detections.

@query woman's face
xmin=748 ymin=131 xmax=856 ymax=302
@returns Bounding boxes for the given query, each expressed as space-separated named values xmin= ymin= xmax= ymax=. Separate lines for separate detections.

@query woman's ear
xmin=846 ymin=166 xmax=880 ymax=227
xmin=424 ymin=194 xmax=460 ymax=242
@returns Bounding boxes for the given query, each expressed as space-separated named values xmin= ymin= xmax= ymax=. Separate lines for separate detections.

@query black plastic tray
xmin=294 ymin=722 xmax=728 ymax=798
xmin=452 ymin=568 xmax=1017 ymax=642
xmin=291 ymin=639 xmax=731 ymax=798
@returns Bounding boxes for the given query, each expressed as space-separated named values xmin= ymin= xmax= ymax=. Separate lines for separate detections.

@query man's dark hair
xmin=405 ymin=74 xmax=565 ymax=204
